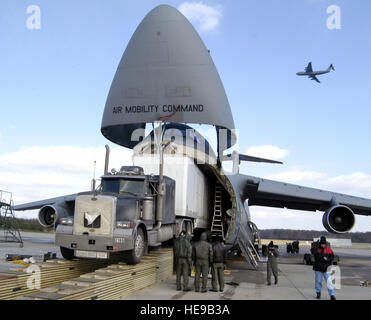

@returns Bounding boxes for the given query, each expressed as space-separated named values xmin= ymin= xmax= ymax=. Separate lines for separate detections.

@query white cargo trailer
xmin=133 ymin=155 xmax=210 ymax=229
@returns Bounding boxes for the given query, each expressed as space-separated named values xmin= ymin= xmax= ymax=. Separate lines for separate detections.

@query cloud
xmin=0 ymin=145 xmax=133 ymax=218
xmin=249 ymin=203 xmax=371 ymax=232
xmin=0 ymin=145 xmax=133 ymax=175
xmin=263 ymin=168 xmax=371 ymax=198
xmin=250 ymin=162 xmax=371 ymax=231
xmin=178 ymin=2 xmax=223 ymax=32
xmin=249 ymin=206 xmax=326 ymax=230
xmin=320 ymin=172 xmax=371 ymax=198
xmin=246 ymin=145 xmax=289 ymax=160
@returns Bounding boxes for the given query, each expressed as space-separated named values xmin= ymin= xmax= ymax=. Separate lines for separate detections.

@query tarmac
xmin=125 ymin=246 xmax=371 ymax=300
xmin=1 ymin=231 xmax=370 ymax=300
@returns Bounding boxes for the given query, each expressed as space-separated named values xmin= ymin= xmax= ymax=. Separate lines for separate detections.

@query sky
xmin=0 ymin=0 xmax=371 ymax=232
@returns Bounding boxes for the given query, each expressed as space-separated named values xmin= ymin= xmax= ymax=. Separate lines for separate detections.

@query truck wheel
xmin=126 ymin=228 xmax=145 ymax=265
xmin=60 ymin=247 xmax=74 ymax=260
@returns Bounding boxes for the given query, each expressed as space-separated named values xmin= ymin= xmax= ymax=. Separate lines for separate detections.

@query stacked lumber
xmin=0 ymin=257 xmax=122 ymax=300
xmin=132 ymin=260 xmax=157 ymax=292
xmin=15 ymin=248 xmax=174 ymax=300
xmin=147 ymin=248 xmax=174 ymax=281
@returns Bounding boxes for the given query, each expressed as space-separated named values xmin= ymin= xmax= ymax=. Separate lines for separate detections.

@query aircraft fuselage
xmin=296 ymin=70 xmax=329 ymax=76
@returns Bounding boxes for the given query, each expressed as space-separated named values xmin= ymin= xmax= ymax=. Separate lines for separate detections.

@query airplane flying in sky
xmin=296 ymin=62 xmax=335 ymax=83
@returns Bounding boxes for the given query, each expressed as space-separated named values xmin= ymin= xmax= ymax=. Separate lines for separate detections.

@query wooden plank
xmin=13 ymin=249 xmax=174 ymax=300
xmin=0 ymin=256 xmax=125 ymax=300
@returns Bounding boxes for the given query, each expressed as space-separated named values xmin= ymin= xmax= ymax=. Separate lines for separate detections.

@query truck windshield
xmin=101 ymin=179 xmax=144 ymax=195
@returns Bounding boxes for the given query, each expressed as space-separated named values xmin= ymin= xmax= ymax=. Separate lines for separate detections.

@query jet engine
xmin=322 ymin=205 xmax=355 ymax=234
xmin=38 ymin=204 xmax=70 ymax=228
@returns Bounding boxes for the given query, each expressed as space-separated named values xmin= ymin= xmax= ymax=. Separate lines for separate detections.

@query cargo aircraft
xmin=14 ymin=5 xmax=371 ymax=266
xmin=296 ymin=62 xmax=335 ymax=83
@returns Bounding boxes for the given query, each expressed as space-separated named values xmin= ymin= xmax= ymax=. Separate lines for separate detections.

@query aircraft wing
xmin=309 ymin=75 xmax=320 ymax=83
xmin=305 ymin=62 xmax=313 ymax=73
xmin=225 ymin=153 xmax=283 ymax=164
xmin=13 ymin=194 xmax=78 ymax=211
xmin=238 ymin=154 xmax=283 ymax=164
xmin=235 ymin=174 xmax=371 ymax=216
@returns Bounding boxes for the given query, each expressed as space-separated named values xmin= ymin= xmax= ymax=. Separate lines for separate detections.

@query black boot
xmin=267 ymin=282 xmax=271 ymax=286
xmin=316 ymin=292 xmax=321 ymax=299
xmin=330 ymin=295 xmax=336 ymax=300
xmin=274 ymin=276 xmax=278 ymax=285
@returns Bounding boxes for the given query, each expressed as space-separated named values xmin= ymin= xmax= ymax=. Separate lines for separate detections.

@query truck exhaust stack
xmin=104 ymin=145 xmax=110 ymax=175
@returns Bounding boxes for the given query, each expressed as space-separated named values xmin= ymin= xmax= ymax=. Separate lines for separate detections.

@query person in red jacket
xmin=313 ymin=236 xmax=336 ymax=300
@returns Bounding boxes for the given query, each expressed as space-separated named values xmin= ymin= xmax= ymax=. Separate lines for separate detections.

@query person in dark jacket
xmin=313 ymin=236 xmax=336 ymax=300
xmin=174 ymin=231 xmax=192 ymax=291
xmin=173 ymin=234 xmax=181 ymax=272
xmin=192 ymin=232 xmax=213 ymax=292
xmin=266 ymin=241 xmax=279 ymax=285
xmin=210 ymin=236 xmax=227 ymax=292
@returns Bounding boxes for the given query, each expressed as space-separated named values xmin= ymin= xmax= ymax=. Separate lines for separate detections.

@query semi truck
xmin=56 ymin=164 xmax=177 ymax=264
xmin=52 ymin=127 xmax=227 ymax=264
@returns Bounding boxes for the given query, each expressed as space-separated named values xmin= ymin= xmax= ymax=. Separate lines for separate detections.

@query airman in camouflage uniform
xmin=174 ymin=231 xmax=192 ymax=291
xmin=267 ymin=241 xmax=279 ymax=285
xmin=210 ymin=236 xmax=227 ymax=292
xmin=192 ymin=232 xmax=213 ymax=292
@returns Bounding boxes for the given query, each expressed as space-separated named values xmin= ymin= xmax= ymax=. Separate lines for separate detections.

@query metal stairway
xmin=0 ymin=190 xmax=23 ymax=247
xmin=211 ymin=183 xmax=224 ymax=239
xmin=237 ymin=225 xmax=260 ymax=269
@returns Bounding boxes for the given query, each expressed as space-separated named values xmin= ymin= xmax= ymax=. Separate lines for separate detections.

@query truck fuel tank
xmin=142 ymin=197 xmax=154 ymax=221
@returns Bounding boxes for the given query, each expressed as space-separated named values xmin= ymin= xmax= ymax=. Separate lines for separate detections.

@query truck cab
xmin=55 ymin=166 xmax=175 ymax=264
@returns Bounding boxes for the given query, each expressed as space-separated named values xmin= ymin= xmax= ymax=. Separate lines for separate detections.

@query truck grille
xmin=84 ymin=212 xmax=101 ymax=228
xmin=73 ymin=195 xmax=116 ymax=236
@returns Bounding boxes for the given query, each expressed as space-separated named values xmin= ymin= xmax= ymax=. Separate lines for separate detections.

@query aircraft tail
xmin=328 ymin=64 xmax=335 ymax=71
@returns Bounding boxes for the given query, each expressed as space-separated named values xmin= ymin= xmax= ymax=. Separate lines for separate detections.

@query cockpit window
xmin=101 ymin=179 xmax=145 ymax=195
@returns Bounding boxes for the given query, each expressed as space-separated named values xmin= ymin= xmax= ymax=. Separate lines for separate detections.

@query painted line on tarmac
xmin=279 ymin=267 xmax=308 ymax=300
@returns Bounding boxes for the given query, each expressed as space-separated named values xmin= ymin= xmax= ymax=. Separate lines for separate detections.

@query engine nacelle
xmin=322 ymin=205 xmax=355 ymax=234
xmin=38 ymin=204 xmax=70 ymax=228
